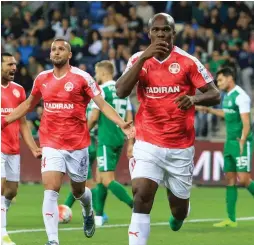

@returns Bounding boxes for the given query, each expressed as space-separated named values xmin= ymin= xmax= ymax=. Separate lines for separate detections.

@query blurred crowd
xmin=1 ymin=1 xmax=254 ymax=138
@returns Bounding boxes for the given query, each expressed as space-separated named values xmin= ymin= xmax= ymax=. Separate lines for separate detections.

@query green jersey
xmin=86 ymin=101 xmax=96 ymax=138
xmin=92 ymin=80 xmax=132 ymax=147
xmin=222 ymin=85 xmax=253 ymax=141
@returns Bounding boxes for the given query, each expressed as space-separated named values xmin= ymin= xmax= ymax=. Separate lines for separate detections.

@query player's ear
xmin=148 ymin=30 xmax=151 ymax=40
xmin=69 ymin=52 xmax=72 ymax=59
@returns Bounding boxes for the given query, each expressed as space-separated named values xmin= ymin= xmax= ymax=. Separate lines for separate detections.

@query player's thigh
xmin=97 ymin=145 xmax=117 ymax=172
xmin=41 ymin=147 xmax=66 ymax=191
xmin=237 ymin=172 xmax=252 ymax=186
xmin=163 ymin=146 xmax=194 ymax=200
xmin=5 ymin=154 xmax=20 ymax=182
xmin=65 ymin=147 xmax=89 ymax=183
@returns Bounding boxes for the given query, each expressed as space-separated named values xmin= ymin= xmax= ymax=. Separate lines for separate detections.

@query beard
xmin=51 ymin=57 xmax=68 ymax=67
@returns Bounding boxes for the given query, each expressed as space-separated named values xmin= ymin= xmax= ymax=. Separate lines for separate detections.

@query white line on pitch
xmin=9 ymin=216 xmax=254 ymax=234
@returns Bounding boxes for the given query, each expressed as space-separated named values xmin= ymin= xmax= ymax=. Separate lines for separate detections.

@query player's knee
xmin=133 ymin=189 xmax=154 ymax=212
xmin=72 ymin=185 xmax=86 ymax=199
xmin=238 ymin=177 xmax=250 ymax=187
xmin=4 ymin=186 xmax=18 ymax=199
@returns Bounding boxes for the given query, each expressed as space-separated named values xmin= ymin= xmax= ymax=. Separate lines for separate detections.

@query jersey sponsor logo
xmin=144 ymin=86 xmax=180 ymax=98
xmin=12 ymin=89 xmax=20 ymax=98
xmin=88 ymin=78 xmax=98 ymax=95
xmin=42 ymin=84 xmax=47 ymax=88
xmin=194 ymin=59 xmax=212 ymax=82
xmin=44 ymin=102 xmax=74 ymax=112
xmin=1 ymin=108 xmax=14 ymax=114
xmin=169 ymin=63 xmax=180 ymax=74
xmin=64 ymin=82 xmax=74 ymax=92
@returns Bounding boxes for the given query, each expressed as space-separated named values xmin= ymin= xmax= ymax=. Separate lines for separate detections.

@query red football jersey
xmin=124 ymin=46 xmax=214 ymax=148
xmin=31 ymin=66 xmax=101 ymax=150
xmin=1 ymin=82 xmax=26 ymax=154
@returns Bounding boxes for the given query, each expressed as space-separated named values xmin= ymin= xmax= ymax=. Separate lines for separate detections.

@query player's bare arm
xmin=195 ymin=106 xmax=225 ymax=118
xmin=116 ymin=41 xmax=169 ymax=98
xmin=238 ymin=113 xmax=251 ymax=155
xmin=175 ymin=83 xmax=220 ymax=110
xmin=87 ymin=108 xmax=100 ymax=131
xmin=20 ymin=116 xmax=42 ymax=159
xmin=125 ymin=110 xmax=135 ymax=159
xmin=92 ymin=94 xmax=135 ymax=139
xmin=2 ymin=95 xmax=41 ymax=129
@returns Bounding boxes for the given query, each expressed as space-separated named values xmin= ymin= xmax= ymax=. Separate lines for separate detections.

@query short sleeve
xmin=31 ymin=75 xmax=42 ymax=99
xmin=189 ymin=58 xmax=214 ymax=88
xmin=91 ymin=89 xmax=105 ymax=110
xmin=83 ymin=75 xmax=101 ymax=98
xmin=20 ymin=87 xmax=26 ymax=102
xmin=236 ymin=94 xmax=251 ymax=113
xmin=127 ymin=97 xmax=132 ymax=111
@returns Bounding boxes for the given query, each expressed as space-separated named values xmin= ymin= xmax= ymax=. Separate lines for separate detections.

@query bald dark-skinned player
xmin=116 ymin=13 xmax=220 ymax=245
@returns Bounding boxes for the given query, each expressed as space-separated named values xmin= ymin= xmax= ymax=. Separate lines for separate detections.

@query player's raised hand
xmin=175 ymin=95 xmax=195 ymax=110
xmin=140 ymin=41 xmax=169 ymax=60
xmin=32 ymin=147 xmax=42 ymax=159
xmin=120 ymin=121 xmax=136 ymax=139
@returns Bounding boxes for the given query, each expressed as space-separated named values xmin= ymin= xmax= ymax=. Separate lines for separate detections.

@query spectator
xmin=15 ymin=67 xmax=33 ymax=93
xmin=9 ymin=6 xmax=23 ymax=38
xmin=171 ymin=2 xmax=192 ymax=23
xmin=78 ymin=18 xmax=92 ymax=41
xmin=136 ymin=2 xmax=155 ymax=25
xmin=33 ymin=18 xmax=55 ymax=45
xmin=69 ymin=7 xmax=79 ymax=29
xmin=17 ymin=36 xmax=34 ymax=65
xmin=224 ymin=7 xmax=238 ymax=33
xmin=128 ymin=7 xmax=144 ymax=33
xmin=114 ymin=2 xmax=132 ymax=18
xmin=208 ymin=50 xmax=225 ymax=76
xmin=205 ymin=28 xmax=220 ymax=56
xmin=69 ymin=30 xmax=84 ymax=48
xmin=205 ymin=7 xmax=222 ymax=34
xmin=87 ymin=30 xmax=103 ymax=56
xmin=54 ymin=18 xmax=72 ymax=41
xmin=27 ymin=56 xmax=40 ymax=80
xmin=192 ymin=2 xmax=208 ymax=26
xmin=228 ymin=29 xmax=242 ymax=50
xmin=237 ymin=11 xmax=252 ymax=41
xmin=217 ymin=26 xmax=230 ymax=43
xmin=1 ymin=18 xmax=13 ymax=39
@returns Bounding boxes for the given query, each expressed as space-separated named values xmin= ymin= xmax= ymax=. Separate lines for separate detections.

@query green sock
xmin=108 ymin=181 xmax=133 ymax=208
xmin=91 ymin=188 xmax=97 ymax=212
xmin=64 ymin=192 xmax=75 ymax=208
xmin=247 ymin=181 xmax=254 ymax=197
xmin=96 ymin=183 xmax=108 ymax=216
xmin=226 ymin=185 xmax=237 ymax=222
xmin=169 ymin=215 xmax=183 ymax=231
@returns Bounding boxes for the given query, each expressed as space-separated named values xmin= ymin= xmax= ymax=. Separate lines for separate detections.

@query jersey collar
xmin=227 ymin=85 xmax=238 ymax=96
xmin=152 ymin=46 xmax=175 ymax=64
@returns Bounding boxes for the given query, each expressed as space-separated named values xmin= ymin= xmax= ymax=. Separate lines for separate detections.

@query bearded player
xmin=116 ymin=13 xmax=220 ymax=245
xmin=1 ymin=39 xmax=134 ymax=245
xmin=1 ymin=52 xmax=41 ymax=245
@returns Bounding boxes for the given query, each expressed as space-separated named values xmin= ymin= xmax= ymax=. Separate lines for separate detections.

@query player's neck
xmin=53 ymin=64 xmax=70 ymax=78
xmin=101 ymin=77 xmax=113 ymax=84
xmin=227 ymin=84 xmax=236 ymax=93
xmin=1 ymin=79 xmax=9 ymax=87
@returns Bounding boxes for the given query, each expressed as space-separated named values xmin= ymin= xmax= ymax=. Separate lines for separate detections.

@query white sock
xmin=75 ymin=187 xmax=93 ymax=216
xmin=1 ymin=196 xmax=7 ymax=237
xmin=129 ymin=213 xmax=150 ymax=245
xmin=5 ymin=198 xmax=12 ymax=211
xmin=42 ymin=190 xmax=59 ymax=243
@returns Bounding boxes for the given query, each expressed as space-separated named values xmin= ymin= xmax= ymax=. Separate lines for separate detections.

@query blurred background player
xmin=88 ymin=60 xmax=134 ymax=226
xmin=1 ymin=52 xmax=41 ymax=245
xmin=116 ymin=13 xmax=220 ymax=245
xmin=196 ymin=67 xmax=254 ymax=228
xmin=1 ymin=39 xmax=134 ymax=245
xmin=63 ymin=101 xmax=108 ymax=223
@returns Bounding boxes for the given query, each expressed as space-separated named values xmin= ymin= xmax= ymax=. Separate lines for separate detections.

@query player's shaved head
xmin=52 ymin=38 xmax=71 ymax=52
xmin=148 ymin=13 xmax=175 ymax=31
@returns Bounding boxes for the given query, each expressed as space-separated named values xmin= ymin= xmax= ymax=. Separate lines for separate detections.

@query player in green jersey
xmin=88 ymin=60 xmax=134 ymax=226
xmin=196 ymin=67 xmax=254 ymax=227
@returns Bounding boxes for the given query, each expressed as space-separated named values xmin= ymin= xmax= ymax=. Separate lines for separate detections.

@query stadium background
xmin=2 ymin=1 xmax=254 ymax=185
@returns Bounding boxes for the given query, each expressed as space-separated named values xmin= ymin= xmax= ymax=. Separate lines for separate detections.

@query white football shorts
xmin=1 ymin=152 xmax=21 ymax=182
xmin=41 ymin=147 xmax=89 ymax=183
xmin=129 ymin=140 xmax=195 ymax=199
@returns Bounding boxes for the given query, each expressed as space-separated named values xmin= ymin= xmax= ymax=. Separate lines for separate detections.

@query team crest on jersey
xmin=64 ymin=82 xmax=74 ymax=92
xmin=228 ymin=101 xmax=232 ymax=107
xmin=168 ymin=63 xmax=180 ymax=74
xmin=12 ymin=89 xmax=20 ymax=98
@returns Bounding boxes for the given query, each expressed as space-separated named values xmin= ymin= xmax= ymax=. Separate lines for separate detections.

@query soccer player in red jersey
xmin=1 ymin=52 xmax=41 ymax=245
xmin=116 ymin=14 xmax=221 ymax=245
xmin=1 ymin=39 xmax=134 ymax=245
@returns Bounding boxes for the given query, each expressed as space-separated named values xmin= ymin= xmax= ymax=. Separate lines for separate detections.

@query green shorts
xmin=88 ymin=137 xmax=97 ymax=180
xmin=224 ymin=140 xmax=253 ymax=172
xmin=97 ymin=145 xmax=123 ymax=172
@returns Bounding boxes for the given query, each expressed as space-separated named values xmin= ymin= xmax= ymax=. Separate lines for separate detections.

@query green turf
xmin=7 ymin=185 xmax=254 ymax=245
